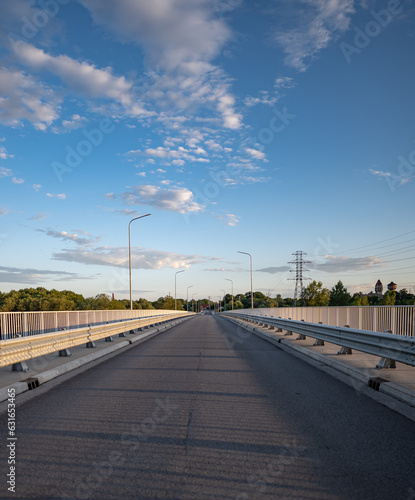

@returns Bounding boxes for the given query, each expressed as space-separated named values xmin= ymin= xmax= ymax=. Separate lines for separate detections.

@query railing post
xmin=338 ymin=325 xmax=352 ymax=355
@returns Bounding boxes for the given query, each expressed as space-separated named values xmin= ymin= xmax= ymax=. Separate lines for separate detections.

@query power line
xmin=331 ymin=229 xmax=415 ymax=256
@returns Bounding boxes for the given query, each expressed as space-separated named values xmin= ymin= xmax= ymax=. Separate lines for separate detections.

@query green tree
xmin=329 ymin=281 xmax=352 ymax=306
xmin=381 ymin=290 xmax=396 ymax=306
xmin=303 ymin=281 xmax=330 ymax=307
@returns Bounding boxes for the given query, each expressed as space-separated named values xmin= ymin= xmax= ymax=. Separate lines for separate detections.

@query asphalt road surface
xmin=1 ymin=314 xmax=414 ymax=500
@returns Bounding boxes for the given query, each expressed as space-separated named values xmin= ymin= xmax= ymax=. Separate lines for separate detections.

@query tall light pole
xmin=220 ymin=289 xmax=226 ymax=312
xmin=192 ymin=292 xmax=197 ymax=312
xmin=225 ymin=278 xmax=234 ymax=310
xmin=187 ymin=285 xmax=193 ymax=312
xmin=175 ymin=270 xmax=185 ymax=310
xmin=129 ymin=214 xmax=151 ymax=310
xmin=237 ymin=251 xmax=253 ymax=309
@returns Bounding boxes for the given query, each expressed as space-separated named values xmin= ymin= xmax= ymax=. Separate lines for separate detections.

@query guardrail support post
xmin=313 ymin=323 xmax=325 ymax=346
xmin=338 ymin=325 xmax=352 ymax=355
xmin=59 ymin=349 xmax=71 ymax=357
xmin=376 ymin=357 xmax=396 ymax=369
xmin=376 ymin=329 xmax=396 ymax=369
xmin=105 ymin=336 xmax=114 ymax=342
xmin=296 ymin=320 xmax=306 ymax=340
xmin=119 ymin=332 xmax=126 ymax=337
xmin=86 ymin=325 xmax=95 ymax=348
xmin=284 ymin=318 xmax=293 ymax=335
xmin=12 ymin=361 xmax=29 ymax=372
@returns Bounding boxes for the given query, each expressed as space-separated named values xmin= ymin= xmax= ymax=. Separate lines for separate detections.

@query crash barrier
xmin=0 ymin=309 xmax=182 ymax=340
xmin=223 ymin=312 xmax=415 ymax=369
xmin=0 ymin=312 xmax=193 ymax=370
xmin=224 ymin=306 xmax=415 ymax=337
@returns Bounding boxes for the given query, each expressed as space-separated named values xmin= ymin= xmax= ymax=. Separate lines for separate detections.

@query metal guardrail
xmin=223 ymin=312 xmax=415 ymax=369
xmin=225 ymin=305 xmax=415 ymax=337
xmin=0 ymin=309 xmax=184 ymax=340
xmin=0 ymin=312 xmax=193 ymax=370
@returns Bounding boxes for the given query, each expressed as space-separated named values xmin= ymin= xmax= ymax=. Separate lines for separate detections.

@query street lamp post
xmin=192 ymin=292 xmax=197 ymax=312
xmin=237 ymin=251 xmax=253 ymax=309
xmin=187 ymin=285 xmax=193 ymax=312
xmin=175 ymin=270 xmax=185 ymax=310
xmin=129 ymin=214 xmax=151 ymax=310
xmin=225 ymin=278 xmax=234 ymax=310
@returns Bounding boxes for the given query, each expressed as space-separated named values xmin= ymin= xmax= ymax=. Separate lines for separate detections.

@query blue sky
xmin=1 ymin=0 xmax=415 ymax=302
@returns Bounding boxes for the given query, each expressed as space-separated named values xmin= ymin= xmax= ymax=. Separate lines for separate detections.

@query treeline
xmin=0 ymin=282 xmax=414 ymax=312
xmin=0 ymin=288 xmax=185 ymax=312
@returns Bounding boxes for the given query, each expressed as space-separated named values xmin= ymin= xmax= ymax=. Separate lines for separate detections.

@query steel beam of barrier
xmin=0 ymin=313 xmax=192 ymax=369
xmin=223 ymin=312 xmax=415 ymax=369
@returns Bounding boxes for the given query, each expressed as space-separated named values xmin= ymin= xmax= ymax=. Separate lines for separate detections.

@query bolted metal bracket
xmin=119 ymin=332 xmax=126 ymax=337
xmin=105 ymin=336 xmax=114 ymax=342
xmin=313 ymin=339 xmax=325 ymax=346
xmin=12 ymin=361 xmax=29 ymax=372
xmin=376 ymin=357 xmax=396 ymax=369
xmin=284 ymin=330 xmax=293 ymax=336
xmin=296 ymin=334 xmax=306 ymax=340
xmin=86 ymin=341 xmax=96 ymax=348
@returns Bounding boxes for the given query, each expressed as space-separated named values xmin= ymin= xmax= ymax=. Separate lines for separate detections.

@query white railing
xmin=224 ymin=306 xmax=415 ymax=336
xmin=0 ymin=309 xmax=184 ymax=340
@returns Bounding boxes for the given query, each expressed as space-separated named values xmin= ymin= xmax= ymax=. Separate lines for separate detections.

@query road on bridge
xmin=1 ymin=314 xmax=414 ymax=499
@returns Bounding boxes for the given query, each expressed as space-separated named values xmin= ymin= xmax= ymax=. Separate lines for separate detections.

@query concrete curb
xmin=225 ymin=316 xmax=415 ymax=409
xmin=0 ymin=317 xmax=190 ymax=403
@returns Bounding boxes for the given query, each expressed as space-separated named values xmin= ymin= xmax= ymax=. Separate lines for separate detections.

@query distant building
xmin=387 ymin=282 xmax=397 ymax=291
xmin=375 ymin=279 xmax=383 ymax=297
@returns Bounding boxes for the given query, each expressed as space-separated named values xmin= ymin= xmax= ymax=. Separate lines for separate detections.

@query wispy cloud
xmin=0 ymin=265 xmax=85 ymax=284
xmin=311 ymin=255 xmax=384 ymax=273
xmin=273 ymin=0 xmax=354 ymax=71
xmin=257 ymin=266 xmax=291 ymax=274
xmin=46 ymin=193 xmax=66 ymax=199
xmin=53 ymin=246 xmax=220 ymax=269
xmin=39 ymin=229 xmax=100 ymax=246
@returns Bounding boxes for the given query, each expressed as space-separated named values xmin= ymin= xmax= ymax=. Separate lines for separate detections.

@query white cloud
xmin=77 ymin=0 xmax=241 ymax=129
xmin=273 ymin=0 xmax=354 ymax=71
xmin=0 ymin=167 xmax=12 ymax=177
xmin=53 ymin=245 xmax=218 ymax=270
xmin=0 ymin=67 xmax=60 ymax=128
xmin=214 ymin=213 xmax=240 ymax=226
xmin=61 ymin=114 xmax=88 ymax=131
xmin=33 ymin=184 xmax=42 ymax=191
xmin=0 ymin=145 xmax=13 ymax=159
xmin=12 ymin=177 xmax=24 ymax=184
xmin=46 ymin=193 xmax=66 ymax=199
xmin=118 ymin=185 xmax=205 ymax=214
xmin=0 ymin=208 xmax=8 ymax=216
xmin=135 ymin=146 xmax=211 ymax=165
xmin=245 ymin=148 xmax=267 ymax=161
